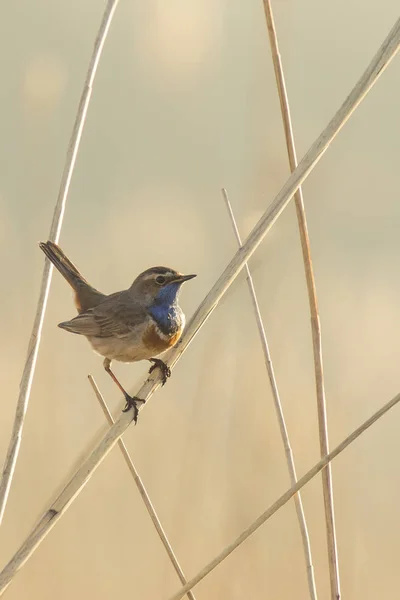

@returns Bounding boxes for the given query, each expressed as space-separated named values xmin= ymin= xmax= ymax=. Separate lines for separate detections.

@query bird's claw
xmin=122 ymin=395 xmax=141 ymax=424
xmin=149 ymin=358 xmax=171 ymax=386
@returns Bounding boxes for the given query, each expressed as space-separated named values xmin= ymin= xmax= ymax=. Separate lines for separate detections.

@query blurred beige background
xmin=1 ymin=0 xmax=400 ymax=598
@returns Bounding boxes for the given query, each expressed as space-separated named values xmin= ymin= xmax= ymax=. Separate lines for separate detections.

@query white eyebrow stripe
xmin=142 ymin=271 xmax=175 ymax=281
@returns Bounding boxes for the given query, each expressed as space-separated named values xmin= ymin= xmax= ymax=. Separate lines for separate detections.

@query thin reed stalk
xmin=0 ymin=17 xmax=398 ymax=594
xmin=166 ymin=390 xmax=400 ymax=600
xmin=222 ymin=189 xmax=317 ymax=599
xmin=262 ymin=1 xmax=340 ymax=597
xmin=88 ymin=376 xmax=196 ymax=600
xmin=0 ymin=0 xmax=120 ymax=527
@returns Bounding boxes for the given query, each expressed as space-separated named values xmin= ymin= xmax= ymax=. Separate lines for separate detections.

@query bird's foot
xmin=149 ymin=358 xmax=171 ymax=386
xmin=122 ymin=394 xmax=142 ymax=424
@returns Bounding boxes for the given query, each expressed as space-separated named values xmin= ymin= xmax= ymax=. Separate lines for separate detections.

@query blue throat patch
xmin=148 ymin=282 xmax=182 ymax=336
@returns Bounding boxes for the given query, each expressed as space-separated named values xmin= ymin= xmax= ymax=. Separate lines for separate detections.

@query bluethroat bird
xmin=39 ymin=241 xmax=196 ymax=422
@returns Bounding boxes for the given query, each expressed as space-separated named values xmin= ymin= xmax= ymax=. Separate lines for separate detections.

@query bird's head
xmin=130 ymin=267 xmax=196 ymax=307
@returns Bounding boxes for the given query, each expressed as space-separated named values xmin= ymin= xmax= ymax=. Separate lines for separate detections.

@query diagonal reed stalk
xmin=0 ymin=0 xmax=120 ymax=527
xmin=166 ymin=390 xmax=400 ymax=600
xmin=262 ymin=1 xmax=340 ymax=597
xmin=222 ymin=189 xmax=317 ymax=599
xmin=88 ymin=376 xmax=196 ymax=600
xmin=0 ymin=17 xmax=398 ymax=594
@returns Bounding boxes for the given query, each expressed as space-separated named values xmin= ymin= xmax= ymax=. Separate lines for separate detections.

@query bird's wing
xmin=59 ymin=292 xmax=147 ymax=338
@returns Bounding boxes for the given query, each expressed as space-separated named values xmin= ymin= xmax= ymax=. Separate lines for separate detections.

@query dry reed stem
xmin=262 ymin=1 xmax=339 ymax=597
xmin=166 ymin=390 xmax=400 ymax=600
xmin=88 ymin=376 xmax=196 ymax=600
xmin=0 ymin=0 xmax=120 ymax=527
xmin=222 ymin=189 xmax=317 ymax=599
xmin=0 ymin=17 xmax=398 ymax=594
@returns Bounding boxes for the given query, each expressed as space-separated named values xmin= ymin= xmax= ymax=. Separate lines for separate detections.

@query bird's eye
xmin=155 ymin=275 xmax=166 ymax=285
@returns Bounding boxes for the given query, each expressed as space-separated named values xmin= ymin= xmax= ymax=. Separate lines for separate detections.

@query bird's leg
xmin=103 ymin=358 xmax=142 ymax=423
xmin=148 ymin=358 xmax=171 ymax=386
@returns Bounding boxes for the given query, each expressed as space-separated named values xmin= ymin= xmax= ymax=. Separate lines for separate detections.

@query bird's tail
xmin=39 ymin=241 xmax=89 ymax=290
xmin=39 ymin=241 xmax=106 ymax=312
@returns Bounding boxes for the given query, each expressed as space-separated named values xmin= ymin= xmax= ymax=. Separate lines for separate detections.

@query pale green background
xmin=0 ymin=1 xmax=400 ymax=598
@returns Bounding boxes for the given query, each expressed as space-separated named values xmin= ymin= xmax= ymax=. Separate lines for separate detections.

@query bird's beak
xmin=174 ymin=273 xmax=197 ymax=283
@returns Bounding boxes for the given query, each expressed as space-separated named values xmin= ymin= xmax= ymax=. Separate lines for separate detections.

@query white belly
xmin=86 ymin=318 xmax=180 ymax=363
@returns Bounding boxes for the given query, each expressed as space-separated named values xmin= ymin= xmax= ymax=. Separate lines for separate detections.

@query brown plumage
xmin=40 ymin=240 xmax=196 ymax=422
